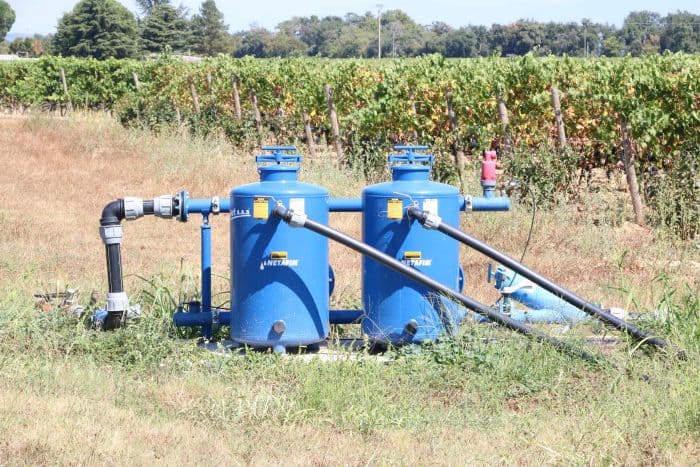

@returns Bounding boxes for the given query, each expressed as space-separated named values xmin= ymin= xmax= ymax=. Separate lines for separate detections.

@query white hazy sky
xmin=6 ymin=0 xmax=699 ymax=36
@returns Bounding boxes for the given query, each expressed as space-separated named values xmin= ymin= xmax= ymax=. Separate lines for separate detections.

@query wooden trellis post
xmin=231 ymin=74 xmax=242 ymax=120
xmin=497 ymin=95 xmax=511 ymax=155
xmin=324 ymin=84 xmax=343 ymax=161
xmin=188 ymin=77 xmax=201 ymax=114
xmin=550 ymin=86 xmax=567 ymax=148
xmin=620 ymin=118 xmax=645 ymax=226
xmin=302 ymin=110 xmax=317 ymax=158
xmin=445 ymin=89 xmax=466 ymax=194
xmin=250 ymin=88 xmax=263 ymax=146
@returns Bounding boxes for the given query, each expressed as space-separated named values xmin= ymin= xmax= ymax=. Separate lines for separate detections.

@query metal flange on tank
xmin=230 ymin=146 xmax=329 ymax=353
xmin=361 ymin=146 xmax=465 ymax=345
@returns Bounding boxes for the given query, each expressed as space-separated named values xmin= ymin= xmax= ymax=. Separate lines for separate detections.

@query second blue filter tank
xmin=362 ymin=146 xmax=465 ymax=345
xmin=230 ymin=147 xmax=329 ymax=352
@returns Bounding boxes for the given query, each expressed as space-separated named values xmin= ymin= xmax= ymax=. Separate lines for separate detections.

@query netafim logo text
xmin=259 ymin=259 xmax=300 ymax=270
xmin=401 ymin=259 xmax=432 ymax=267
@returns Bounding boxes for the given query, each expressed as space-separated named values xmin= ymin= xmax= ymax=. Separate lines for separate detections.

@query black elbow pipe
xmin=407 ymin=206 xmax=676 ymax=354
xmin=100 ymin=199 xmax=125 ymax=226
xmin=272 ymin=205 xmax=600 ymax=363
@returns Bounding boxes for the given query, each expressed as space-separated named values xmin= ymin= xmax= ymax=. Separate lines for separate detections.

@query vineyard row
xmin=1 ymin=54 xmax=699 ymax=170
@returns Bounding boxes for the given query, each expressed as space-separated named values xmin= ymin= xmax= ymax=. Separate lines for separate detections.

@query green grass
xmin=1 ymin=278 xmax=699 ymax=464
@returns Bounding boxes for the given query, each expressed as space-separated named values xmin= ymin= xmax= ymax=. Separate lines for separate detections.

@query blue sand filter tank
xmin=362 ymin=146 xmax=465 ymax=344
xmin=230 ymin=147 xmax=329 ymax=352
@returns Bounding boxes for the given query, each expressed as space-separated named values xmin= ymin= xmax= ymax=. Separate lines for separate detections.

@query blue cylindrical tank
xmin=230 ymin=147 xmax=329 ymax=351
xmin=362 ymin=146 xmax=465 ymax=345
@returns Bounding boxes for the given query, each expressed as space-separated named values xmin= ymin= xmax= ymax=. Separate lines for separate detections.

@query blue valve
xmin=256 ymin=146 xmax=302 ymax=165
xmin=388 ymin=145 xmax=434 ymax=165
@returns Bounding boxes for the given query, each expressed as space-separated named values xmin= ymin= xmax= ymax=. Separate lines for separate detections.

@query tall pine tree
xmin=53 ymin=0 xmax=138 ymax=59
xmin=190 ymin=0 xmax=230 ymax=55
xmin=140 ymin=3 xmax=191 ymax=54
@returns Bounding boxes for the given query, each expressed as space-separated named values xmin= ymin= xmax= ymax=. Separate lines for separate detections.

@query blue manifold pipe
xmin=329 ymin=309 xmax=364 ymax=324
xmin=461 ymin=195 xmax=511 ymax=212
xmin=467 ymin=307 xmax=588 ymax=324
xmin=173 ymin=309 xmax=364 ymax=329
xmin=328 ymin=198 xmax=362 ymax=212
xmin=328 ymin=196 xmax=511 ymax=213
xmin=173 ymin=308 xmax=231 ymax=327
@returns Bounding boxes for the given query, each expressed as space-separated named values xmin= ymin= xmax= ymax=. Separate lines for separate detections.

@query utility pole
xmin=377 ymin=4 xmax=383 ymax=59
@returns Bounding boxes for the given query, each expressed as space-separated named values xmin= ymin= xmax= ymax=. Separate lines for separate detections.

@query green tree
xmin=602 ymin=35 xmax=624 ymax=56
xmin=0 ymin=0 xmax=16 ymax=42
xmin=422 ymin=22 xmax=452 ymax=54
xmin=233 ymin=26 xmax=272 ymax=57
xmin=135 ymin=0 xmax=170 ymax=15
xmin=9 ymin=34 xmax=48 ymax=57
xmin=53 ymin=0 xmax=139 ymax=59
xmin=660 ymin=11 xmax=700 ymax=53
xmin=503 ymin=20 xmax=545 ymax=55
xmin=190 ymin=0 xmax=230 ymax=55
xmin=444 ymin=27 xmax=477 ymax=57
xmin=621 ymin=11 xmax=661 ymax=55
xmin=140 ymin=4 xmax=190 ymax=54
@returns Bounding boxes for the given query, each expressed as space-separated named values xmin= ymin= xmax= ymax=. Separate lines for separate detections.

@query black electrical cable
xmin=519 ymin=184 xmax=537 ymax=264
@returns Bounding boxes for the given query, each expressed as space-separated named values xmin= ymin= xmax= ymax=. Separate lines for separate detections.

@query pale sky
xmin=6 ymin=0 xmax=700 ymax=36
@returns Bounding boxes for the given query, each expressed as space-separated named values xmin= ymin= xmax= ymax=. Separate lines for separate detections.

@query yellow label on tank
xmin=387 ymin=198 xmax=403 ymax=219
xmin=403 ymin=251 xmax=422 ymax=259
xmin=270 ymin=251 xmax=288 ymax=259
xmin=253 ymin=197 xmax=269 ymax=219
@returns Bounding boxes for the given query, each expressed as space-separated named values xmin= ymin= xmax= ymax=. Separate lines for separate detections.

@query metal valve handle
xmin=388 ymin=145 xmax=434 ymax=165
xmin=256 ymin=146 xmax=302 ymax=165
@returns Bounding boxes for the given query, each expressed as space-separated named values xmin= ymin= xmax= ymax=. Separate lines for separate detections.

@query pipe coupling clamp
xmin=288 ymin=210 xmax=307 ymax=228
xmin=106 ymin=292 xmax=129 ymax=313
xmin=422 ymin=213 xmax=442 ymax=230
xmin=123 ymin=197 xmax=144 ymax=220
xmin=154 ymin=195 xmax=175 ymax=218
xmin=99 ymin=225 xmax=123 ymax=245
xmin=463 ymin=195 xmax=473 ymax=212
xmin=211 ymin=196 xmax=220 ymax=214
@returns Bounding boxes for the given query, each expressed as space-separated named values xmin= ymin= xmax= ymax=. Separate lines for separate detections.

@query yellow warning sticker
xmin=253 ymin=197 xmax=269 ymax=219
xmin=387 ymin=198 xmax=403 ymax=219
xmin=403 ymin=251 xmax=422 ymax=259
xmin=270 ymin=251 xmax=288 ymax=259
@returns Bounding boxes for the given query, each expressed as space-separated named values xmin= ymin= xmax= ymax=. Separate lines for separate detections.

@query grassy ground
xmin=0 ymin=114 xmax=698 ymax=465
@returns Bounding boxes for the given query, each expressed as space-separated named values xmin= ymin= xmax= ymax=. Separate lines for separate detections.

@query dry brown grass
xmin=1 ymin=359 xmax=698 ymax=466
xmin=0 ymin=113 xmax=698 ymax=465
xmin=1 ymin=112 xmax=696 ymax=307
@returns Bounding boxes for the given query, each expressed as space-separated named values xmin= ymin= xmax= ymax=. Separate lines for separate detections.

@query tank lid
xmin=388 ymin=145 xmax=434 ymax=166
xmin=389 ymin=145 xmax=433 ymax=181
xmin=256 ymin=146 xmax=301 ymax=181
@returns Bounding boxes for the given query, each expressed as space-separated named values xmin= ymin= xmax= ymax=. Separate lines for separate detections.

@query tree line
xmin=0 ymin=0 xmax=699 ymax=59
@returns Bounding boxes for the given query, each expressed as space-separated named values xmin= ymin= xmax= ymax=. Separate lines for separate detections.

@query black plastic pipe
xmin=105 ymin=243 xmax=123 ymax=293
xmin=100 ymin=199 xmax=125 ymax=226
xmin=273 ymin=205 xmax=599 ymax=362
xmin=100 ymin=200 xmax=126 ymax=295
xmin=407 ymin=206 xmax=671 ymax=351
xmin=143 ymin=200 xmax=155 ymax=215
